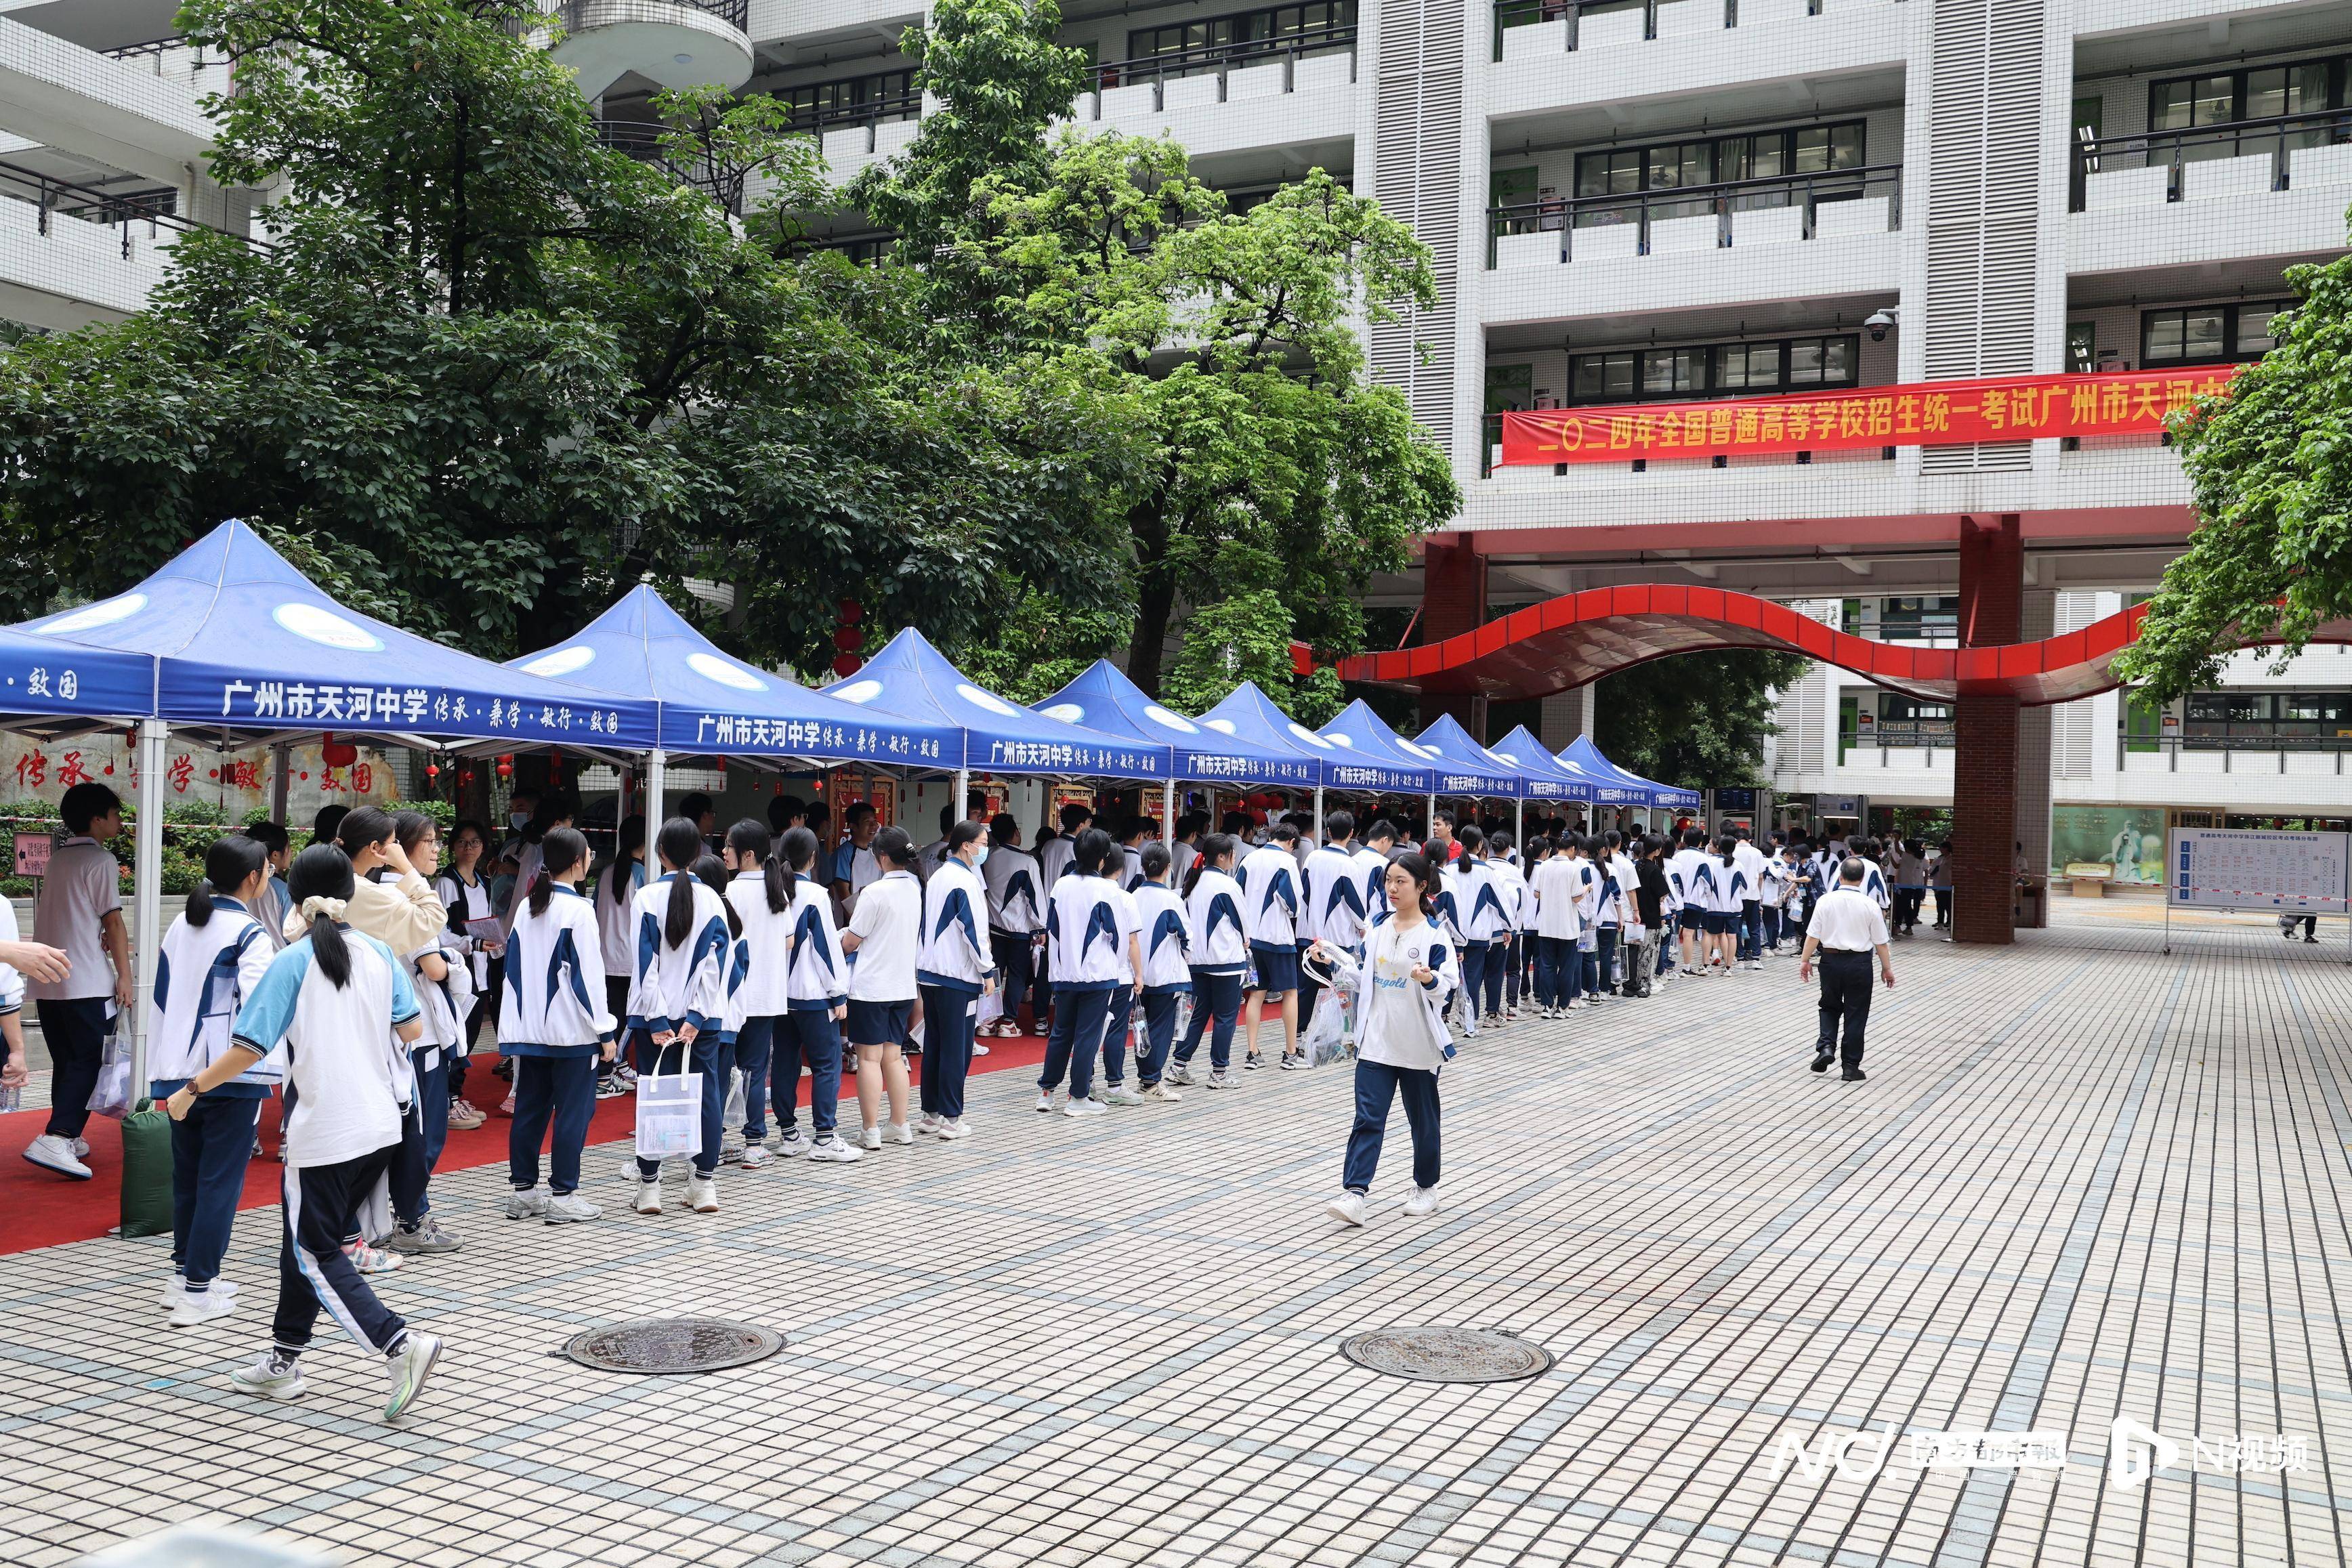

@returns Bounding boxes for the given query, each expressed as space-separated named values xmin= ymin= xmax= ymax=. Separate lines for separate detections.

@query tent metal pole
xmin=1203 ymin=788 xmax=1214 ymax=833
xmin=270 ymin=743 xmax=291 ymax=826
xmin=1311 ymin=785 xmax=1324 ymax=840
xmin=644 ymin=750 xmax=666 ymax=883
xmin=1515 ymin=797 xmax=1524 ymax=848
xmin=1162 ymin=778 xmax=1177 ymax=843
xmin=1425 ymin=792 xmax=1436 ymax=841
xmin=130 ymin=719 xmax=168 ymax=1090
xmin=953 ymin=766 xmax=971 ymax=834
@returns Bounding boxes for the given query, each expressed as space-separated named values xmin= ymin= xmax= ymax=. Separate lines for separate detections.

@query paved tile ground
xmin=3 ymin=906 xmax=2349 ymax=1568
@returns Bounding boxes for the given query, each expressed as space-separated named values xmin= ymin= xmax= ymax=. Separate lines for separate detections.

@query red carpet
xmin=1 ymin=1030 xmax=1054 ymax=1255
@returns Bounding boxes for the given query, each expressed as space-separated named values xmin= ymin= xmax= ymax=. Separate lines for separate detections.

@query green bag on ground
xmin=119 ymin=1097 xmax=175 ymax=1239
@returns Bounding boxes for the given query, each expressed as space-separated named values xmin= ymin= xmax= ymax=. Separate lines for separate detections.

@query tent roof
xmin=1192 ymin=682 xmax=1338 ymax=789
xmin=0 ymin=625 xmax=152 ymax=737
xmin=1558 ymin=736 xmax=1699 ymax=809
xmin=1412 ymin=714 xmax=1530 ymax=800
xmin=1314 ymin=699 xmax=1440 ymax=794
xmin=823 ymin=628 xmax=1169 ymax=779
xmin=1484 ymin=725 xmax=1596 ymax=803
xmin=509 ymin=587 xmax=957 ymax=769
xmin=1035 ymin=661 xmax=1320 ymax=789
xmin=15 ymin=521 xmax=658 ymax=748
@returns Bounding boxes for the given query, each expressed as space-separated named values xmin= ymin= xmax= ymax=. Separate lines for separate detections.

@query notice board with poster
xmin=2166 ymin=828 xmax=2351 ymax=913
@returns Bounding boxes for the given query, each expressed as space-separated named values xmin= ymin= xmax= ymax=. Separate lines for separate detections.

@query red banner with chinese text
xmin=1496 ymin=366 xmax=2241 ymax=466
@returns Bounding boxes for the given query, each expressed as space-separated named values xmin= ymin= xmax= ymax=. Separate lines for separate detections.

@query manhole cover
xmin=562 ymin=1317 xmax=784 ymax=1375
xmin=1338 ymin=1327 xmax=1555 ymax=1383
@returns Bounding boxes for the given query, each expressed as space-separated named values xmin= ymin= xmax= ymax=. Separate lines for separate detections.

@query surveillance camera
xmin=1864 ymin=308 xmax=1896 ymax=343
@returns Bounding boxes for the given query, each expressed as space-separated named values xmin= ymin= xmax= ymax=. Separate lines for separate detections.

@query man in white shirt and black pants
xmin=1799 ymin=857 xmax=1894 ymax=1082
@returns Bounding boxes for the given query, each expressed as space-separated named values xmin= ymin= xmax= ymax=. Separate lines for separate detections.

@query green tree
xmin=1159 ymin=589 xmax=1347 ymax=724
xmin=0 ymin=0 xmax=1139 ymax=671
xmin=1593 ymin=650 xmax=1806 ymax=789
xmin=858 ymin=0 xmax=1458 ymax=696
xmin=2114 ymin=262 xmax=2351 ymax=698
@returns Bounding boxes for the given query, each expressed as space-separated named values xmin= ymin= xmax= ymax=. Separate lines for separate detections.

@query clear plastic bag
xmin=1303 ymin=990 xmax=1351 ymax=1067
xmin=634 ymin=1044 xmax=701 ymax=1159
xmin=85 ymin=1017 xmax=132 ymax=1120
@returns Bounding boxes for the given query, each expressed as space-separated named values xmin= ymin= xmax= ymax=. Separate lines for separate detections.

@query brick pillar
xmin=2013 ymin=591 xmax=2055 ymax=930
xmin=1952 ymin=513 xmax=2021 ymax=945
xmin=1419 ymin=534 xmax=1486 ymax=737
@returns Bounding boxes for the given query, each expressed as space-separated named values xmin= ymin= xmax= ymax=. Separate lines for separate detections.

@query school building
xmin=3 ymin=0 xmax=2349 ymax=937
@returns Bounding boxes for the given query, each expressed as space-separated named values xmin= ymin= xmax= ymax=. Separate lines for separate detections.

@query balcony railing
xmin=99 ymin=34 xmax=232 ymax=85
xmin=1486 ymin=163 xmax=1901 ymax=267
xmin=0 ymin=158 xmax=251 ymax=253
xmin=1492 ymin=0 xmax=1832 ymax=62
xmin=2071 ymin=107 xmax=2352 ymax=212
xmin=593 ymin=119 xmax=741 ymax=211
xmin=558 ymin=0 xmax=750 ymax=28
xmin=2122 ymin=736 xmax=2352 ymax=771
xmin=780 ymin=91 xmax=923 ymax=135
xmin=1091 ymin=22 xmax=1357 ymax=89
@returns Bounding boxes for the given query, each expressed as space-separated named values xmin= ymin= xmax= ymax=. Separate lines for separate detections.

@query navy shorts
xmin=1702 ymin=910 xmax=1736 ymax=936
xmin=1677 ymin=908 xmax=1704 ymax=933
xmin=1248 ymin=941 xmax=1300 ymax=998
xmin=845 ymin=998 xmax=913 ymax=1048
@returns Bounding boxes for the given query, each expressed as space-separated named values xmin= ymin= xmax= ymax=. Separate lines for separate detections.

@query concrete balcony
xmin=0 ymin=18 xmax=213 ymax=189
xmin=1075 ymin=47 xmax=1356 ymax=161
xmin=2070 ymin=119 xmax=2352 ymax=277
xmin=549 ymin=0 xmax=754 ymax=101
xmin=0 ymin=194 xmax=179 ymax=327
xmin=1490 ymin=0 xmax=1908 ymax=119
xmin=813 ymin=113 xmax=923 ymax=186
xmin=1465 ymin=446 xmax=1905 ymax=531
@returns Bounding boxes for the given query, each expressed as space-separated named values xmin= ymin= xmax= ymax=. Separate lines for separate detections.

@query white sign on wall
xmin=2167 ymin=828 xmax=2351 ymax=912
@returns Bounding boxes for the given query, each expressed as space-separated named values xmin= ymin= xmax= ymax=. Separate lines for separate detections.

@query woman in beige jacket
xmin=282 ymin=807 xmax=449 ymax=956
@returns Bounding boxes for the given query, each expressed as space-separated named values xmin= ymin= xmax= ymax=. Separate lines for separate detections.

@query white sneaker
xmin=931 ymin=1118 xmax=971 ymax=1141
xmin=971 ymin=1041 xmax=990 ymax=1057
xmin=1278 ymin=1055 xmax=1309 ymax=1072
xmin=72 ymin=1137 xmax=89 ymax=1158
xmin=159 ymin=1277 xmax=238 ymax=1309
xmin=737 ymin=1145 xmax=772 ymax=1170
xmin=169 ymin=1288 xmax=238 ymax=1328
xmin=1165 ymin=1065 xmax=1195 ymax=1087
xmin=633 ymin=1180 xmax=665 ymax=1215
xmin=343 ymin=1242 xmax=401 ymax=1275
xmin=1143 ymin=1082 xmax=1183 ymax=1102
xmin=859 ymin=1126 xmax=883 ymax=1151
xmin=382 ymin=1331 xmax=442 ymax=1421
xmin=719 ymin=1135 xmax=745 ymax=1162
xmin=774 ymin=1128 xmax=807 ymax=1158
xmin=1404 ymin=1186 xmax=1440 ymax=1218
xmin=807 ymin=1137 xmax=864 ymax=1163
xmin=505 ymin=1188 xmax=550 ymax=1221
xmin=1034 ymin=1091 xmax=1056 ymax=1114
xmin=1100 ymin=1084 xmax=1145 ymax=1105
xmin=230 ymin=1349 xmax=305 ymax=1401
xmin=1205 ymin=1071 xmax=1235 ymax=1090
xmin=885 ymin=1122 xmax=915 ymax=1145
xmin=1324 ymin=1192 xmax=1368 ymax=1227
xmin=1066 ymin=1097 xmax=1110 ymax=1118
xmin=544 ymin=1193 xmax=602 ymax=1223
xmin=686 ymin=1175 xmax=719 ymax=1214
xmin=22 ymin=1133 xmax=91 ymax=1180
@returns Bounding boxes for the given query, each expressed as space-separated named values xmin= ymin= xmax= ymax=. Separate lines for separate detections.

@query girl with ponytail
xmin=623 ymin=817 xmax=734 ymax=1216
xmin=841 ymin=826 xmax=924 ymax=1148
xmin=497 ymin=825 xmax=612 ymax=1224
xmin=175 ymin=842 xmax=444 ymax=1417
xmin=770 ymin=826 xmax=858 ymax=1161
xmin=717 ymin=821 xmax=795 ymax=1168
xmin=149 ymin=834 xmax=276 ymax=1323
xmin=1170 ymin=834 xmax=1246 ymax=1088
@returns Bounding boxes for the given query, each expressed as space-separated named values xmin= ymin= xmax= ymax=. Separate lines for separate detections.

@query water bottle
xmin=0 ymin=1082 xmax=20 ymax=1112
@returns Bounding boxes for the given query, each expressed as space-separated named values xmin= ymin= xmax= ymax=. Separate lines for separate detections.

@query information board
xmin=2167 ymin=828 xmax=2351 ymax=912
xmin=12 ymin=830 xmax=49 ymax=877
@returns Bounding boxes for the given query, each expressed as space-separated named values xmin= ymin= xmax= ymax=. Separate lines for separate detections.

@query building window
xmin=1127 ymin=1 xmax=1356 ymax=67
xmin=2141 ymin=300 xmax=2294 ymax=366
xmin=1566 ymin=333 xmax=1862 ymax=406
xmin=2149 ymin=56 xmax=2343 ymax=131
xmin=768 ymin=70 xmax=917 ymax=131
xmin=1872 ymin=692 xmax=1954 ymax=748
xmin=1573 ymin=120 xmax=1866 ymax=212
xmin=2183 ymin=691 xmax=2352 ymax=748
xmin=1876 ymin=596 xmax=1959 ymax=641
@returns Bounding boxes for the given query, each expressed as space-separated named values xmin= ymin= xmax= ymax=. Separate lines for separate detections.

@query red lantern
xmin=837 ymin=598 xmax=863 ymax=625
xmin=833 ymin=625 xmax=863 ymax=652
xmin=496 ymin=753 xmax=513 ymax=780
xmin=460 ymin=770 xmax=474 ymax=786
xmin=320 ymin=732 xmax=357 ymax=768
xmin=425 ymin=763 xmax=440 ymax=779
xmin=832 ymin=652 xmax=862 ymax=678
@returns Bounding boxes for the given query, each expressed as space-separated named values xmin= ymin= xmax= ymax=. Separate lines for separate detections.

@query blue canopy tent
xmin=507 ymin=587 xmax=963 ymax=862
xmin=1558 ymin=736 xmax=1700 ymax=820
xmin=1035 ymin=661 xmax=1322 ymax=839
xmin=1412 ymin=715 xmax=1528 ymax=802
xmin=1316 ymin=700 xmax=1443 ymax=836
xmin=0 ymin=626 xmax=154 ymax=738
xmin=1189 ymin=681 xmax=1344 ymax=831
xmin=1486 ymin=725 xmax=1598 ymax=809
xmin=12 ymin=520 xmax=664 ymax=1083
xmin=823 ymin=631 xmax=1171 ymax=841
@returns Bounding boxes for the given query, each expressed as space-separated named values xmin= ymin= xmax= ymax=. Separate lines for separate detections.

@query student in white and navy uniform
xmin=1757 ymin=849 xmax=1791 ymax=956
xmin=1447 ymin=826 xmax=1507 ymax=1033
xmin=1857 ymin=839 xmax=1893 ymax=917
xmin=1731 ymin=830 xmax=1771 ymax=967
xmin=167 ymin=845 xmax=442 ymax=1419
xmin=380 ymin=811 xmax=474 ymax=1256
xmin=1578 ymin=838 xmax=1625 ymax=1001
xmin=1528 ymin=836 xmax=1584 ymax=1013
xmin=1482 ymin=833 xmax=1530 ymax=1017
xmin=625 ymin=818 xmax=732 ymax=1214
xmin=1119 ymin=822 xmax=1152 ymax=891
xmin=1129 ymin=843 xmax=1193 ymax=1098
xmin=1301 ymin=811 xmax=1368 ymax=1042
xmin=22 ymin=781 xmax=132 ymax=1181
xmin=432 ymin=818 xmax=501 ymax=1127
xmin=590 ymin=815 xmax=646 ymax=1096
xmin=1169 ymin=834 xmax=1247 ymax=1087
xmin=149 ymin=836 xmax=278 ymax=1325
xmin=1091 ymin=851 xmax=1147 ymax=1103
xmin=1356 ymin=822 xmax=1396 ymax=928
xmin=1666 ymin=828 xmax=1713 ymax=975
xmin=497 ymin=826 xmax=614 ymax=1222
xmin=1314 ymin=851 xmax=1460 ymax=1229
xmin=1702 ymin=835 xmax=1750 ymax=973
xmin=980 ymin=814 xmax=1045 ymax=1038
xmin=719 ymin=821 xmax=797 ymax=1168
xmin=1237 ymin=820 xmax=1305 ymax=1068
xmin=842 ymin=826 xmax=923 ymax=1150
xmin=1036 ymin=803 xmax=1091 ymax=887
xmin=916 ymin=820 xmax=998 ymax=1140
xmin=770 ymin=826 xmax=859 ymax=1162
xmin=1038 ymin=828 xmax=1129 ymax=1114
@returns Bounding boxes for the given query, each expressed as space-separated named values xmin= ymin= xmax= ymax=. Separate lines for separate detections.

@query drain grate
xmin=1338 ymin=1326 xmax=1555 ymax=1384
xmin=562 ymin=1317 xmax=784 ymax=1375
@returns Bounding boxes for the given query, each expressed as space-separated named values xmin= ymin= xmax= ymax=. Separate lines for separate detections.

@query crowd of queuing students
xmin=3 ymin=766 xmax=1949 ymax=1421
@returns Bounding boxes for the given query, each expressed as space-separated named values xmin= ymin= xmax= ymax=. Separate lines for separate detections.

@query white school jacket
xmin=1321 ymin=913 xmax=1460 ymax=1073
xmin=1352 ymin=845 xmax=1391 ymax=925
xmin=982 ymin=845 xmax=1046 ymax=937
xmin=1589 ymin=856 xmax=1631 ymax=929
xmin=1733 ymin=841 xmax=1770 ymax=902
xmin=1490 ymin=857 xmax=1532 ymax=934
xmin=845 ymin=868 xmax=923 ymax=1003
xmin=917 ymin=857 xmax=996 ymax=994
xmin=1528 ymin=855 xmax=1583 ymax=941
xmin=625 ymin=872 xmax=731 ymax=1035
xmin=725 ymin=874 xmax=796 ymax=1019
xmin=499 ymin=884 xmax=614 ymax=1057
xmin=436 ymin=869 xmax=497 ymax=992
xmin=232 ymin=930 xmax=420 ymax=1169
xmin=784 ymin=879 xmax=848 ymax=1012
xmin=1666 ymin=848 xmax=1710 ymax=912
xmin=150 ymin=897 xmax=280 ymax=1093
xmin=1236 ymin=843 xmax=1301 ymax=948
xmin=1184 ymin=868 xmax=1248 ymax=975
xmin=1046 ymin=872 xmax=1128 ymax=989
xmin=1302 ymin=843 xmax=1370 ymax=949
xmin=1134 ymin=883 xmax=1192 ymax=992
xmin=1450 ymin=857 xmax=1510 ymax=944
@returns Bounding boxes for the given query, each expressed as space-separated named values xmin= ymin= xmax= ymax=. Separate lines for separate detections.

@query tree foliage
xmin=1593 ymin=650 xmax=1806 ymax=790
xmin=2114 ymin=257 xmax=2351 ymax=699
xmin=1159 ymin=589 xmax=1347 ymax=724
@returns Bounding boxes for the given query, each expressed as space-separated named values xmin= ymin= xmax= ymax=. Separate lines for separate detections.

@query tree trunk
xmin=1126 ymin=500 xmax=1174 ymax=696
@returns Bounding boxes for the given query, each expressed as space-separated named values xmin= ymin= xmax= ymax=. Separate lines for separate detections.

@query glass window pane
xmin=2238 ymin=303 xmax=2286 ymax=354
xmin=1603 ymin=354 xmax=1635 ymax=399
xmin=1794 ymin=127 xmax=1828 ymax=173
xmin=1828 ymin=123 xmax=1864 ymax=168
xmin=2146 ymin=312 xmax=2185 ymax=362
xmin=2151 ymin=81 xmax=2194 ymax=131
xmin=1716 ymin=137 xmax=1751 ymax=184
xmin=1788 ymin=338 xmax=1824 ymax=383
xmin=2193 ymin=74 xmax=2233 ymax=125
xmin=1575 ymin=153 xmax=1610 ymax=197
xmin=1821 ymin=336 xmax=1855 ymax=383
xmin=1751 ymin=133 xmax=1787 ymax=180
xmin=2247 ymin=68 xmax=2288 ymax=121
xmin=2183 ymin=308 xmax=2226 ymax=359
xmin=1572 ymin=358 xmax=1607 ymax=400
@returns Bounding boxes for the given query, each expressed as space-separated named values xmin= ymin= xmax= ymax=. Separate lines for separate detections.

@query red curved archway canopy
xmin=1337 ymin=585 xmax=2352 ymax=707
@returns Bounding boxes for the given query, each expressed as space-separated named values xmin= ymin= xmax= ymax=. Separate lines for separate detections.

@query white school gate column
xmin=643 ymin=750 xmax=666 ymax=883
xmin=129 ymin=719 xmax=169 ymax=1088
